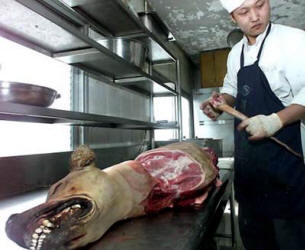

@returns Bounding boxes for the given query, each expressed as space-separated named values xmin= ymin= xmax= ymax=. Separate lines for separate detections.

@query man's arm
xmin=237 ymin=105 xmax=305 ymax=141
xmin=277 ymin=104 xmax=305 ymax=126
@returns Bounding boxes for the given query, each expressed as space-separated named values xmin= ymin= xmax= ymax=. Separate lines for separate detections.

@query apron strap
xmin=240 ymin=22 xmax=272 ymax=68
xmin=257 ymin=23 xmax=272 ymax=62
xmin=240 ymin=44 xmax=245 ymax=68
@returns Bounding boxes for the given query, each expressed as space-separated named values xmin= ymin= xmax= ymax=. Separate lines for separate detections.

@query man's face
xmin=231 ymin=0 xmax=270 ymax=41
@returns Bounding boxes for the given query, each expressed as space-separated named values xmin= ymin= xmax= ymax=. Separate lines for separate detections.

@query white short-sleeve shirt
xmin=221 ymin=23 xmax=305 ymax=157
xmin=221 ymin=23 xmax=305 ymax=107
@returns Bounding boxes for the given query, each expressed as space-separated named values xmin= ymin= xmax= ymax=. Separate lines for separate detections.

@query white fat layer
xmin=142 ymin=155 xmax=201 ymax=182
xmin=140 ymin=150 xmax=206 ymax=197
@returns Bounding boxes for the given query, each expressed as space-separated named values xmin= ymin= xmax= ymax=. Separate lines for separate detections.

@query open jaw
xmin=6 ymin=197 xmax=94 ymax=250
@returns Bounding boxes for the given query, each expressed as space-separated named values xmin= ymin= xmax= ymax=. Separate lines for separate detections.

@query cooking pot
xmin=97 ymin=38 xmax=148 ymax=69
xmin=0 ymin=81 xmax=60 ymax=107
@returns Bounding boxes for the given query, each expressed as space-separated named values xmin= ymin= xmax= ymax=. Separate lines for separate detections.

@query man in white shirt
xmin=200 ymin=0 xmax=305 ymax=249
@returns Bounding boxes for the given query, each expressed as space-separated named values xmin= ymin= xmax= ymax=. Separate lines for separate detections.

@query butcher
xmin=200 ymin=0 xmax=305 ymax=249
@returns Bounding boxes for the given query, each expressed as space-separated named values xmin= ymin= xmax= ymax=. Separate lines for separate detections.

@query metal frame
xmin=7 ymin=0 xmax=174 ymax=92
xmin=2 ymin=0 xmax=183 ymax=137
xmin=0 ymin=102 xmax=180 ymax=129
xmin=115 ymin=0 xmax=176 ymax=61
xmin=180 ymin=89 xmax=195 ymax=139
xmin=176 ymin=60 xmax=183 ymax=141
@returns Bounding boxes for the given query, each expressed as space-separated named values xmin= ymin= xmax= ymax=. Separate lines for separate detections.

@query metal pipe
xmin=149 ymin=60 xmax=155 ymax=149
xmin=176 ymin=60 xmax=183 ymax=141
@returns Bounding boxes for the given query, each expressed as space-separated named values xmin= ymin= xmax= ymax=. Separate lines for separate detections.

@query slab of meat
xmin=5 ymin=142 xmax=220 ymax=250
xmin=136 ymin=142 xmax=220 ymax=212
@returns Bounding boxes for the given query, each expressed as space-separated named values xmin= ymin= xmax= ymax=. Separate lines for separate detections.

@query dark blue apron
xmin=234 ymin=23 xmax=305 ymax=218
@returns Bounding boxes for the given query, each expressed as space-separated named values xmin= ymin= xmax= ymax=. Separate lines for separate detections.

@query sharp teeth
xmin=35 ymin=228 xmax=43 ymax=234
xmin=32 ymin=233 xmax=39 ymax=239
xmin=63 ymin=207 xmax=71 ymax=213
xmin=42 ymin=219 xmax=50 ymax=227
xmin=43 ymin=228 xmax=51 ymax=234
xmin=48 ymin=222 xmax=55 ymax=228
xmin=42 ymin=219 xmax=54 ymax=228
xmin=31 ymin=225 xmax=47 ymax=250
xmin=72 ymin=204 xmax=81 ymax=209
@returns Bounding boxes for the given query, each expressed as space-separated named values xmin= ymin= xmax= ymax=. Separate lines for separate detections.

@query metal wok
xmin=0 ymin=81 xmax=60 ymax=107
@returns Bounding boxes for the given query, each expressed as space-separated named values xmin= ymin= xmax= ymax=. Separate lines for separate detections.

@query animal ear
xmin=70 ymin=145 xmax=96 ymax=171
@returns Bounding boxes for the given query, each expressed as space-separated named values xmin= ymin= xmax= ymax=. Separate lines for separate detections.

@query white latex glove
xmin=237 ymin=113 xmax=283 ymax=140
xmin=200 ymin=92 xmax=224 ymax=121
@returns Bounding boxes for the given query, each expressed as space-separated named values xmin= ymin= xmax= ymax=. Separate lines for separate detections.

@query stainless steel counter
xmin=0 ymin=158 xmax=234 ymax=250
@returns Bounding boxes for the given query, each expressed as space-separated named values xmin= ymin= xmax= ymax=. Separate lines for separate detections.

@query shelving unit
xmin=1 ymin=0 xmax=176 ymax=83
xmin=0 ymin=0 xmax=190 ymax=204
xmin=58 ymin=0 xmax=176 ymax=63
xmin=0 ymin=102 xmax=179 ymax=129
xmin=0 ymin=0 xmax=182 ymax=136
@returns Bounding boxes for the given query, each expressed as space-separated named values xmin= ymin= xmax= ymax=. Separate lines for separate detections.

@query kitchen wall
xmin=72 ymin=69 xmax=151 ymax=150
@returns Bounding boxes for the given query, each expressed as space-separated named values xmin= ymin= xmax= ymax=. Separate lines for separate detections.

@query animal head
xmin=6 ymin=145 xmax=118 ymax=249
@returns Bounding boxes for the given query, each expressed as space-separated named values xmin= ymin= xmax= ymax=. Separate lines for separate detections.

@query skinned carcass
xmin=6 ymin=142 xmax=220 ymax=250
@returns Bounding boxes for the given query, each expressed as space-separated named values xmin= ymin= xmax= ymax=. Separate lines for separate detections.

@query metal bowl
xmin=97 ymin=38 xmax=148 ymax=68
xmin=0 ymin=81 xmax=60 ymax=107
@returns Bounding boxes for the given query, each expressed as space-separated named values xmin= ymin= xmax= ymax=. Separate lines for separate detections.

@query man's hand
xmin=200 ymin=92 xmax=225 ymax=121
xmin=237 ymin=113 xmax=283 ymax=140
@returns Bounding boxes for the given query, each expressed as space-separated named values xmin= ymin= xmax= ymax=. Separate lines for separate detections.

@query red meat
xmin=136 ymin=142 xmax=220 ymax=213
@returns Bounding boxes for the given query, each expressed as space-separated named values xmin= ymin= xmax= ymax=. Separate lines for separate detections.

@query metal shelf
xmin=6 ymin=0 xmax=177 ymax=64
xmin=61 ymin=0 xmax=176 ymax=63
xmin=54 ymin=47 xmax=144 ymax=79
xmin=10 ymin=0 xmax=150 ymax=74
xmin=63 ymin=0 xmax=142 ymax=36
xmin=54 ymin=46 xmax=177 ymax=95
xmin=0 ymin=102 xmax=179 ymax=129
xmin=0 ymin=0 xmax=181 ymax=134
xmin=115 ymin=69 xmax=176 ymax=95
xmin=0 ymin=0 xmax=177 ymax=96
xmin=115 ymin=76 xmax=176 ymax=96
xmin=0 ymin=0 xmax=88 ymax=56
